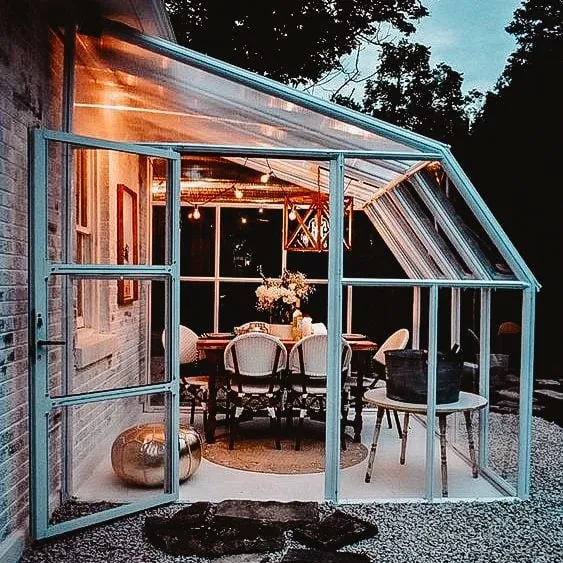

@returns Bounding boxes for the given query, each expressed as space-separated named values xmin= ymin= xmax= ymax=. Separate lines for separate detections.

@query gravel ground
xmin=20 ymin=415 xmax=562 ymax=562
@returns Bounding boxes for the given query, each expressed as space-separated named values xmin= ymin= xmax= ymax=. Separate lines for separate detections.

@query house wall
xmin=0 ymin=0 xmax=64 ymax=558
xmin=0 ymin=1 xmax=153 ymax=557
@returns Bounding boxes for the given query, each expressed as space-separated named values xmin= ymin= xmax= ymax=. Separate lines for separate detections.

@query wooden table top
xmin=197 ymin=334 xmax=377 ymax=352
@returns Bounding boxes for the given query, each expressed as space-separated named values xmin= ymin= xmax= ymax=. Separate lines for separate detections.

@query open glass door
xmin=29 ymin=129 xmax=181 ymax=539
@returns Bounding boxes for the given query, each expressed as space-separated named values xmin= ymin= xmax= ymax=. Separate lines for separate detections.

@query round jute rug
xmin=203 ymin=426 xmax=368 ymax=475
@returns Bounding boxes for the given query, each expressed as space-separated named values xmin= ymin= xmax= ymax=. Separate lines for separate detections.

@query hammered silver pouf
xmin=111 ymin=423 xmax=203 ymax=487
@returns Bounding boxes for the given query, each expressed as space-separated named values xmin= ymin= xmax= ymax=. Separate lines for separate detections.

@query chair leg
xmin=392 ymin=409 xmax=403 ymax=438
xmin=229 ymin=403 xmax=243 ymax=450
xmin=268 ymin=404 xmax=281 ymax=451
xmin=189 ymin=398 xmax=196 ymax=425
xmin=295 ymin=405 xmax=306 ymax=451
xmin=385 ymin=408 xmax=393 ymax=428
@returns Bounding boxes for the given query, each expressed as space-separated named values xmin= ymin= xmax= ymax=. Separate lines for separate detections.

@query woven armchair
xmin=223 ymin=332 xmax=288 ymax=450
xmin=287 ymin=334 xmax=352 ymax=451
xmin=161 ymin=325 xmax=209 ymax=430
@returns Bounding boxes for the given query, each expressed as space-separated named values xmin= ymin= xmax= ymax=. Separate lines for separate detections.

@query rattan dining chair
xmin=287 ymin=334 xmax=352 ymax=451
xmin=161 ymin=325 xmax=209 ymax=429
xmin=223 ymin=332 xmax=288 ymax=450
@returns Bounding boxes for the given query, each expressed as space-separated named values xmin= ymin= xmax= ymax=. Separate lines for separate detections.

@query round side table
xmin=363 ymin=388 xmax=488 ymax=496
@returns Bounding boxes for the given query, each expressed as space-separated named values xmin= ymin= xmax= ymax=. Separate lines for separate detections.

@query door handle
xmin=37 ymin=340 xmax=66 ymax=346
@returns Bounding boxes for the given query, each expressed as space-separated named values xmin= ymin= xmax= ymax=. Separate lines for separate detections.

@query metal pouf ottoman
xmin=111 ymin=423 xmax=203 ymax=487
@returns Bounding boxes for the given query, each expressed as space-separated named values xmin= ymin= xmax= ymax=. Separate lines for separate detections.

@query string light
xmin=189 ymin=183 xmax=245 ymax=220
xmin=260 ymin=158 xmax=275 ymax=183
xmin=288 ymin=206 xmax=297 ymax=221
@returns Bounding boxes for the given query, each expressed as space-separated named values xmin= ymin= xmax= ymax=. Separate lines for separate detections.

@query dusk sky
xmin=413 ymin=0 xmax=522 ymax=94
xmin=312 ymin=0 xmax=523 ymax=100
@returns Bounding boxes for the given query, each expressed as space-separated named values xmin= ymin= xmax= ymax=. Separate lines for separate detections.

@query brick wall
xmin=0 ymin=0 xmax=64 ymax=549
xmin=0 ymin=0 xmax=154 ymax=552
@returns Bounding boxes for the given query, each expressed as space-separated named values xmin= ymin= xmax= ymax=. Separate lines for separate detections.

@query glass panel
xmin=152 ymin=205 xmax=216 ymax=275
xmin=350 ymin=286 xmax=413 ymax=343
xmin=340 ymin=287 xmax=428 ymax=501
xmin=149 ymin=280 xmax=213 ymax=371
xmin=485 ymin=290 xmax=521 ymax=491
xmin=413 ymin=170 xmax=514 ymax=278
xmin=180 ymin=207 xmax=215 ymax=276
xmin=344 ymin=212 xmax=401 ymax=278
xmin=220 ymin=208 xmax=282 ymax=278
xmin=46 ymin=392 xmax=189 ymax=526
xmin=46 ymin=277 xmax=164 ymax=398
xmin=450 ymin=288 xmax=518 ymax=495
xmin=218 ymin=282 xmax=263 ymax=330
xmin=300 ymin=283 xmax=328 ymax=326
xmin=286 ymin=249 xmax=328 ymax=278
xmin=47 ymin=143 xmax=164 ymax=266
xmin=180 ymin=282 xmax=214 ymax=334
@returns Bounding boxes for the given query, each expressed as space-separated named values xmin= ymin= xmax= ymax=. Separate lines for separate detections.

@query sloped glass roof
xmin=71 ymin=21 xmax=538 ymax=288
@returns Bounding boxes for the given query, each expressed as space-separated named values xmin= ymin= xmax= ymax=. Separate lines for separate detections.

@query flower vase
xmin=269 ymin=323 xmax=293 ymax=340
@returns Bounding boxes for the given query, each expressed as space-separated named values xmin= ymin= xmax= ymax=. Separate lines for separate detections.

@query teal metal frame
xmin=28 ymin=129 xmax=181 ymax=539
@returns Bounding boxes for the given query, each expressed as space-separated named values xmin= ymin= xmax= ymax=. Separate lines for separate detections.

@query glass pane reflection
xmin=220 ymin=208 xmax=282 ymax=278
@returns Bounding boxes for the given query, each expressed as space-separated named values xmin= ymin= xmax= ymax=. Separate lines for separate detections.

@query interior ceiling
xmin=152 ymin=156 xmax=316 ymax=204
xmin=73 ymin=32 xmax=430 ymax=208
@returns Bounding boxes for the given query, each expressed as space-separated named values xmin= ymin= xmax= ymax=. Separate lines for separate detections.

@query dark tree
xmin=164 ymin=0 xmax=428 ymax=85
xmin=361 ymin=40 xmax=471 ymax=148
xmin=469 ymin=0 xmax=563 ymax=378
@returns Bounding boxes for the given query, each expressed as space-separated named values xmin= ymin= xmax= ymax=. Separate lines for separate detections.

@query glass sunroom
xmin=28 ymin=17 xmax=538 ymax=539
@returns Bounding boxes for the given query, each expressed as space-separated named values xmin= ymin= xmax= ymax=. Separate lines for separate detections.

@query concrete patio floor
xmin=76 ymin=409 xmax=503 ymax=505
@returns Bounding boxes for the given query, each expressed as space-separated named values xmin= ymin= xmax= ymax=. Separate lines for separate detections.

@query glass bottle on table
xmin=292 ymin=298 xmax=303 ymax=340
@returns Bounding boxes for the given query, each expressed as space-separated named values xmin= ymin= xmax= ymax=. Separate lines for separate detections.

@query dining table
xmin=196 ymin=333 xmax=378 ymax=444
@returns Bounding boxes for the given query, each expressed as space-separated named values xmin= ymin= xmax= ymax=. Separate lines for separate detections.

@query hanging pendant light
xmin=283 ymin=166 xmax=353 ymax=252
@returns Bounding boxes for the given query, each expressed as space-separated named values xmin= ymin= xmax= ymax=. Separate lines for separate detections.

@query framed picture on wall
xmin=117 ymin=183 xmax=139 ymax=305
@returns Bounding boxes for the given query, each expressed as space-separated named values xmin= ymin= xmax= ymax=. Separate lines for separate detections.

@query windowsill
xmin=75 ymin=329 xmax=118 ymax=369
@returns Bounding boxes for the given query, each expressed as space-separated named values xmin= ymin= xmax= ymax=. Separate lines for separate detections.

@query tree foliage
xmin=361 ymin=40 xmax=470 ymax=147
xmin=164 ymin=0 xmax=428 ymax=85
xmin=468 ymin=0 xmax=563 ymax=377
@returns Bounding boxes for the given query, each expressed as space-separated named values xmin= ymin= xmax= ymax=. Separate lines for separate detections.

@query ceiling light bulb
xmin=234 ymin=186 xmax=244 ymax=199
xmin=289 ymin=207 xmax=297 ymax=221
xmin=192 ymin=206 xmax=200 ymax=220
xmin=260 ymin=172 xmax=271 ymax=183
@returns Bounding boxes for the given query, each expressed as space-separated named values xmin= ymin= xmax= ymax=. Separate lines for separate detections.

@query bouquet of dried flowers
xmin=255 ymin=269 xmax=315 ymax=324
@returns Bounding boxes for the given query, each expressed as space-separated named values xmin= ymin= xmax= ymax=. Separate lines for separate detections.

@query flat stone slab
xmin=293 ymin=509 xmax=378 ymax=551
xmin=281 ymin=548 xmax=371 ymax=562
xmin=145 ymin=503 xmax=285 ymax=557
xmin=214 ymin=500 xmax=319 ymax=528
